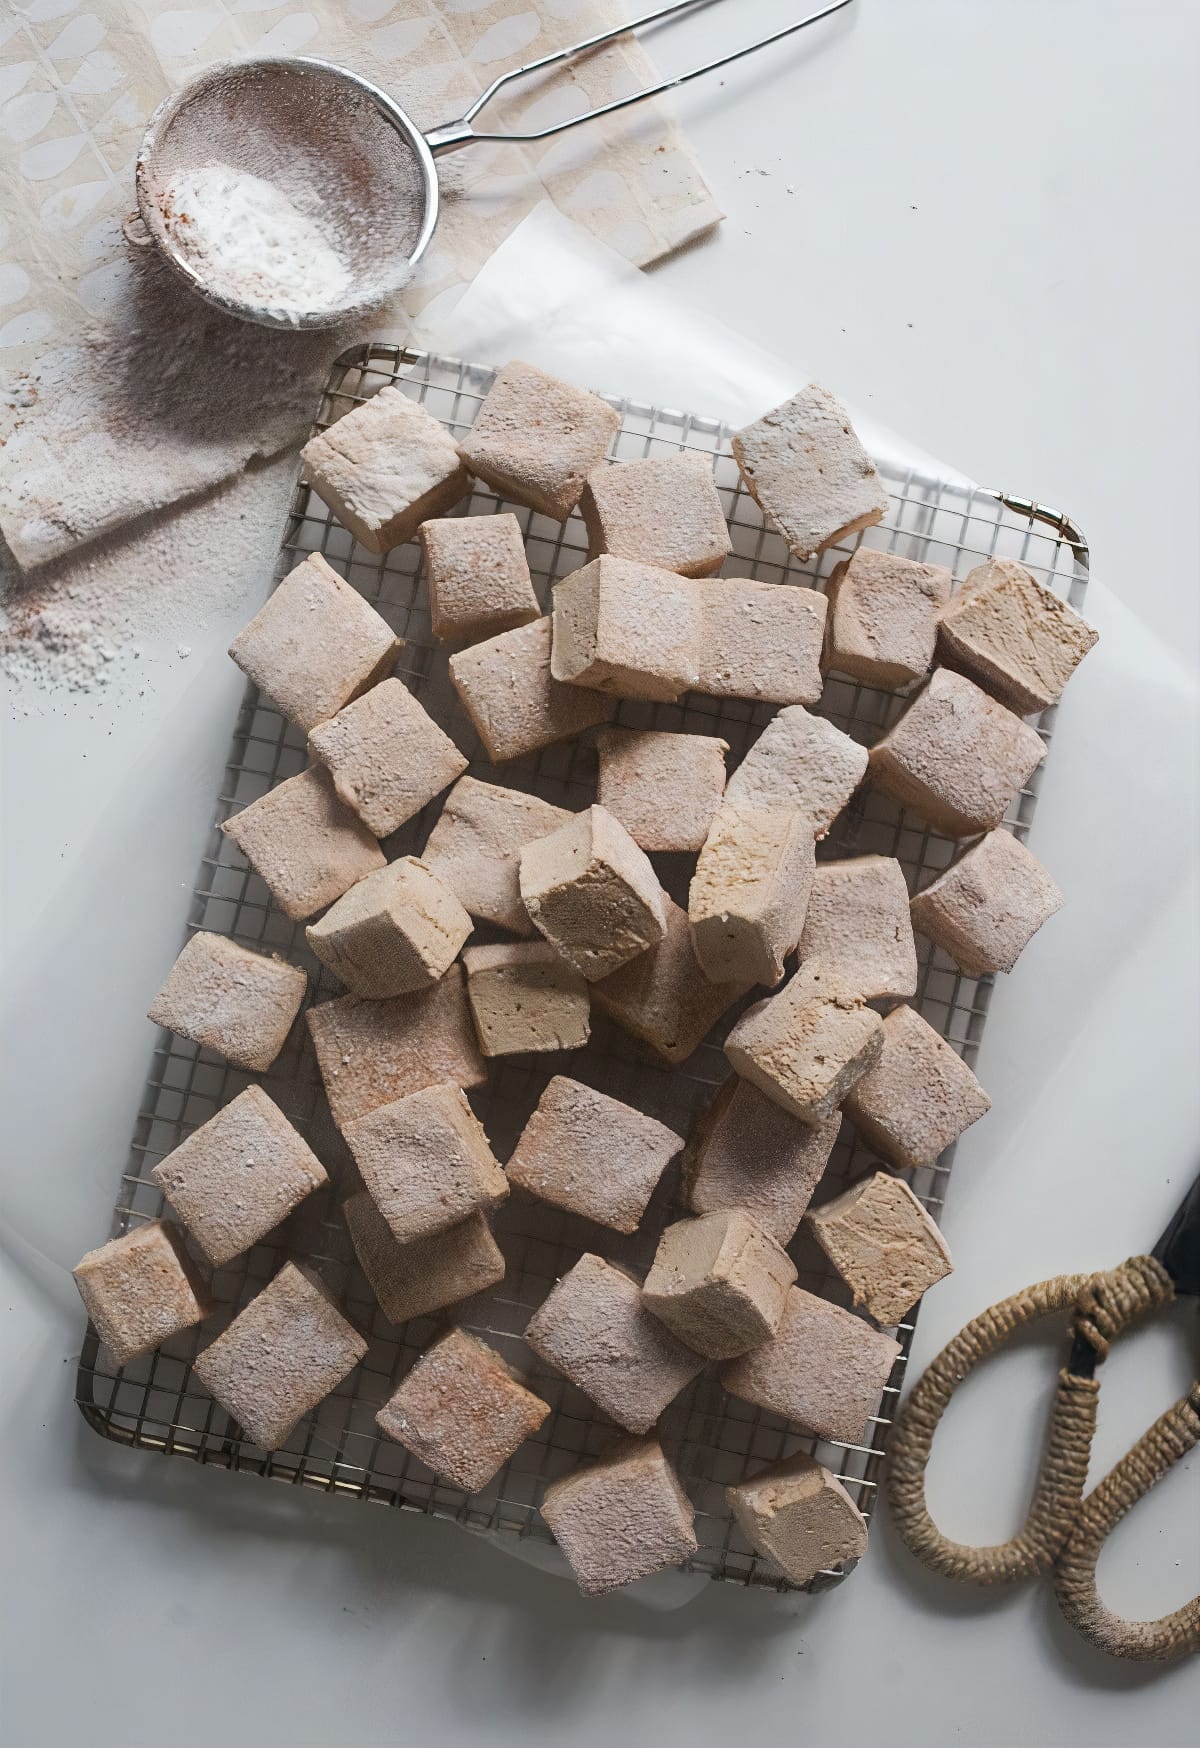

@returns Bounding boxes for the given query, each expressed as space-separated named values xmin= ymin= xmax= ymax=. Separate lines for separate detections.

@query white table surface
xmin=3 ymin=3 xmax=1198 ymax=1743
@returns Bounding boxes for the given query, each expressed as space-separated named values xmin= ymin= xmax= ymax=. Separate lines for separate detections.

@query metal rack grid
xmin=76 ymin=346 xmax=1090 ymax=1594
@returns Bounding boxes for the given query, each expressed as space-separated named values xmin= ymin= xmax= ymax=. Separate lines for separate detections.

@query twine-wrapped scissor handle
xmin=1054 ymin=1383 xmax=1200 ymax=1661
xmin=887 ymin=1256 xmax=1175 ymax=1586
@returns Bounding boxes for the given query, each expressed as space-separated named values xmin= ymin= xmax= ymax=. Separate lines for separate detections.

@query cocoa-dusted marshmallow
xmin=421 ymin=776 xmax=572 ymax=936
xmin=463 ymin=942 xmax=590 ymax=1056
xmin=724 ymin=969 xmax=883 ymax=1125
xmin=581 ymin=453 xmax=731 ymax=577
xmin=689 ymin=803 xmax=815 ymax=987
xmin=693 ymin=578 xmax=826 ymax=706
xmin=724 ymin=705 xmax=868 ymax=837
xmin=229 ymin=553 xmax=402 ymax=732
xmin=506 ymin=1076 xmax=682 ymax=1235
xmin=148 ymin=931 xmax=306 ymax=1073
xmin=720 ymin=1286 xmax=900 ymax=1443
xmin=221 ymin=766 xmax=384 ymax=922
xmin=449 ymin=616 xmax=615 ymax=763
xmin=732 ymin=384 xmax=888 ymax=561
xmin=824 ymin=547 xmax=951 ymax=690
xmin=306 ymin=965 xmax=486 ymax=1129
xmin=595 ymin=726 xmax=728 ymax=854
xmin=683 ymin=1077 xmax=840 ymax=1244
xmin=306 ymin=857 xmax=472 ymax=999
xmin=909 ymin=828 xmax=1063 ymax=975
xmin=843 ymin=1003 xmax=990 ymax=1169
xmin=343 ymin=1197 xmax=505 ymax=1326
xmin=550 ymin=555 xmax=698 ymax=702
xmin=341 ymin=1083 xmax=507 ymax=1245
xmin=73 ymin=1220 xmax=212 ymax=1367
xmin=524 ymin=1253 xmax=704 ymax=1434
xmin=642 ymin=1211 xmax=796 ymax=1360
xmin=798 ymin=855 xmax=918 ymax=1001
xmin=458 ymin=361 xmax=620 ymax=518
xmin=307 ymin=677 xmax=468 ymax=839
xmin=867 ymin=667 xmax=1046 ymax=837
xmin=192 ymin=1262 xmax=366 ymax=1450
xmin=376 ymin=1328 xmax=549 ymax=1492
xmin=418 ymin=511 xmax=540 ymax=644
xmin=727 ymin=1453 xmax=868 ymax=1586
xmin=592 ymin=895 xmax=750 ymax=1066
xmin=301 ymin=385 xmax=468 ymax=554
xmin=805 ymin=1172 xmax=953 ymax=1326
xmin=152 ymin=1086 xmax=326 ymax=1268
xmin=938 ymin=557 xmax=1098 ymax=716
xmin=541 ymin=1437 xmax=698 ymax=1595
xmin=519 ymin=804 xmax=667 ymax=981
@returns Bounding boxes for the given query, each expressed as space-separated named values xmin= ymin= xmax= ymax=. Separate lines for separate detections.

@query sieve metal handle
xmin=424 ymin=0 xmax=855 ymax=156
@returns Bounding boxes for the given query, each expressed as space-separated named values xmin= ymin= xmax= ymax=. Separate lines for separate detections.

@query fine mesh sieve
xmin=133 ymin=0 xmax=854 ymax=331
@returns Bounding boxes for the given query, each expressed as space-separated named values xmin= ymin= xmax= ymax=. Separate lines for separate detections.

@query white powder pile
xmin=162 ymin=165 xmax=354 ymax=321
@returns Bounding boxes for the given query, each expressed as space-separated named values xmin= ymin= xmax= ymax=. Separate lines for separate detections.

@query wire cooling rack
xmin=76 ymin=347 xmax=1090 ymax=1595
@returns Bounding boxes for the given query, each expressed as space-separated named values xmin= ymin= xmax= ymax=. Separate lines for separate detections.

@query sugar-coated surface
xmin=301 ymin=386 xmax=468 ymax=554
xmin=343 ymin=1198 xmax=505 ymax=1327
xmin=229 ymin=552 xmax=402 ymax=733
xmin=683 ymin=1077 xmax=841 ymax=1243
xmin=591 ymin=895 xmax=750 ymax=1065
xmin=457 ymin=361 xmax=620 ymax=520
xmin=221 ymin=765 xmax=384 ymax=922
xmin=805 ymin=1172 xmax=953 ymax=1326
xmin=937 ymin=556 xmax=1098 ymax=715
xmin=192 ymin=1262 xmax=366 ymax=1451
xmin=824 ymin=547 xmax=951 ymax=689
xmin=152 ymin=1086 xmax=326 ymax=1267
xmin=519 ymin=804 xmax=667 ymax=981
xmin=581 ymin=453 xmax=731 ymax=577
xmin=798 ymin=855 xmax=918 ymax=1001
xmin=450 ymin=616 xmax=615 ymax=762
xmin=693 ymin=578 xmax=826 ymax=705
xmin=724 ymin=705 xmax=868 ymax=836
xmin=540 ymin=1437 xmax=698 ymax=1596
xmin=506 ymin=1076 xmax=682 ymax=1234
xmin=595 ymin=727 xmax=728 ymax=853
xmin=306 ymin=856 xmax=472 ymax=999
xmin=550 ymin=555 xmax=698 ymax=702
xmin=462 ymin=941 xmax=590 ymax=1055
xmin=689 ymin=802 xmax=815 ymax=987
xmin=732 ymin=384 xmax=888 ymax=560
xmin=909 ymin=827 xmax=1064 ymax=975
xmin=418 ymin=512 xmax=540 ymax=644
xmin=342 ymin=1082 xmax=508 ymax=1245
xmin=147 ymin=930 xmax=307 ymax=1073
xmin=642 ymin=1210 xmax=796 ymax=1360
xmin=308 ymin=677 xmax=467 ymax=839
xmin=724 ymin=971 xmax=884 ymax=1124
xmin=727 ymin=1452 xmax=868 ymax=1586
xmin=73 ymin=1220 xmax=212 ymax=1367
xmin=421 ymin=776 xmax=573 ymax=936
xmin=843 ymin=1003 xmax=991 ymax=1169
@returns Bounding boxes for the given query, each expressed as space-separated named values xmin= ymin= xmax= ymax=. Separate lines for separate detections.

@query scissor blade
xmin=1151 ymin=1169 xmax=1200 ymax=1295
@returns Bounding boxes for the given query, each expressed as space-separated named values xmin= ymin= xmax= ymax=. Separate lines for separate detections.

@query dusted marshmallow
xmin=732 ymin=384 xmax=888 ymax=561
xmin=524 ymin=1253 xmax=704 ymax=1434
xmin=418 ymin=512 xmax=540 ymax=644
xmin=721 ymin=1286 xmax=901 ymax=1443
xmin=519 ymin=805 xmax=668 ymax=981
xmin=307 ymin=677 xmax=468 ymax=839
xmin=683 ymin=1077 xmax=840 ymax=1243
xmin=725 ymin=705 xmax=868 ymax=836
xmin=152 ymin=1086 xmax=327 ymax=1268
xmin=805 ymin=1173 xmax=953 ymax=1325
xmin=221 ymin=765 xmax=384 ymax=922
xmin=343 ymin=1197 xmax=505 ymax=1326
xmin=463 ymin=942 xmax=590 ymax=1056
xmin=148 ymin=931 xmax=306 ymax=1072
xmin=306 ymin=857 xmax=472 ymax=999
xmin=581 ymin=453 xmax=731 ymax=577
xmin=843 ymin=1003 xmax=991 ymax=1169
xmin=798 ymin=856 xmax=918 ymax=1001
xmin=724 ymin=969 xmax=884 ymax=1125
xmin=421 ymin=776 xmax=573 ymax=936
xmin=592 ymin=895 xmax=750 ymax=1065
xmin=689 ymin=803 xmax=815 ymax=987
xmin=693 ymin=578 xmax=826 ymax=706
xmin=506 ymin=1076 xmax=683 ymax=1235
xmin=193 ymin=1262 xmax=366 ymax=1450
xmin=301 ymin=385 xmax=468 ymax=554
xmin=727 ymin=1453 xmax=868 ymax=1585
xmin=550 ymin=556 xmax=698 ymax=702
xmin=938 ymin=557 xmax=1099 ymax=716
xmin=595 ymin=727 xmax=728 ymax=853
xmin=825 ymin=547 xmax=951 ymax=689
xmin=909 ymin=827 xmax=1064 ymax=975
xmin=868 ymin=667 xmax=1046 ymax=837
xmin=450 ymin=616 xmax=615 ymax=763
xmin=457 ymin=361 xmax=620 ymax=519
xmin=229 ymin=553 xmax=402 ymax=732
xmin=642 ymin=1211 xmax=796 ymax=1360
xmin=306 ymin=966 xmax=486 ymax=1129
xmin=342 ymin=1082 xmax=507 ymax=1245
xmin=376 ymin=1328 xmax=549 ymax=1492
xmin=73 ymin=1220 xmax=211 ymax=1367
xmin=541 ymin=1437 xmax=698 ymax=1595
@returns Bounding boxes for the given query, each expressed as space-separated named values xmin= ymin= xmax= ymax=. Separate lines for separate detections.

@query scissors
xmin=887 ymin=1172 xmax=1200 ymax=1662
